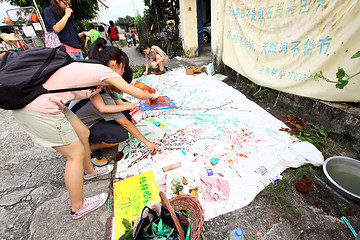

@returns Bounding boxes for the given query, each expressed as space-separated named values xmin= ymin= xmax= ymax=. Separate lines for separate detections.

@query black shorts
xmin=89 ymin=120 xmax=129 ymax=144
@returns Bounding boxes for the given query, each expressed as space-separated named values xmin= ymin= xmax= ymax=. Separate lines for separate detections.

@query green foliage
xmin=134 ymin=13 xmax=142 ymax=26
xmin=295 ymin=103 xmax=303 ymax=110
xmin=280 ymin=115 xmax=328 ymax=152
xmin=246 ymin=83 xmax=268 ymax=103
xmin=118 ymin=218 xmax=135 ymax=240
xmin=137 ymin=0 xmax=180 ymax=47
xmin=316 ymin=50 xmax=360 ymax=89
xmin=116 ymin=15 xmax=135 ymax=26
xmin=246 ymin=83 xmax=258 ymax=94
xmin=120 ymin=40 xmax=127 ymax=48
xmin=131 ymin=65 xmax=146 ymax=79
xmin=144 ymin=0 xmax=170 ymax=29
xmin=265 ymin=176 xmax=304 ymax=218
xmin=337 ymin=203 xmax=348 ymax=213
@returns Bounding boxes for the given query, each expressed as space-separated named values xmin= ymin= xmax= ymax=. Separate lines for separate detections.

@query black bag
xmin=0 ymin=46 xmax=102 ymax=110
xmin=133 ymin=204 xmax=188 ymax=240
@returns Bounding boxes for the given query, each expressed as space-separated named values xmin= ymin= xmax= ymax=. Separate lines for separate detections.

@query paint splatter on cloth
xmin=115 ymin=68 xmax=323 ymax=220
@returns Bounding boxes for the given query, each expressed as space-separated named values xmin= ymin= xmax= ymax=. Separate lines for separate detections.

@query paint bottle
xmin=295 ymin=174 xmax=313 ymax=194
xmin=228 ymin=228 xmax=244 ymax=240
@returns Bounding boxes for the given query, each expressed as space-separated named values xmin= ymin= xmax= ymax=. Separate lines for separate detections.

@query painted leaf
xmin=351 ymin=50 xmax=360 ymax=59
xmin=122 ymin=218 xmax=132 ymax=230
xmin=336 ymin=67 xmax=345 ymax=81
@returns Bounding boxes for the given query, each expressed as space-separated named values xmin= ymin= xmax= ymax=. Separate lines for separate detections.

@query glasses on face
xmin=60 ymin=0 xmax=71 ymax=7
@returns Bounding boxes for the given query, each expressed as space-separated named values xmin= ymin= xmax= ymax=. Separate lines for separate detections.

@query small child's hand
xmin=143 ymin=71 xmax=148 ymax=75
xmin=121 ymin=102 xmax=134 ymax=110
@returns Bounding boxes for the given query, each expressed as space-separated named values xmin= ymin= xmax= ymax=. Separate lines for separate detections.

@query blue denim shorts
xmin=67 ymin=52 xmax=84 ymax=60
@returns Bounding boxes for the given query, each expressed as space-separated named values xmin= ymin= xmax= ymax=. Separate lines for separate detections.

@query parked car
xmin=203 ymin=22 xmax=211 ymax=43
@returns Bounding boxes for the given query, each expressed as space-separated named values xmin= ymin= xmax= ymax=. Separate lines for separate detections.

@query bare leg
xmin=70 ymin=117 xmax=95 ymax=174
xmin=150 ymin=55 xmax=164 ymax=71
xmin=52 ymin=117 xmax=95 ymax=211
xmin=53 ymin=140 xmax=86 ymax=211
xmin=156 ymin=55 xmax=164 ymax=71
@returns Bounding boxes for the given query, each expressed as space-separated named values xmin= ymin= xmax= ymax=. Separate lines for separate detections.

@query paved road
xmin=122 ymin=43 xmax=212 ymax=69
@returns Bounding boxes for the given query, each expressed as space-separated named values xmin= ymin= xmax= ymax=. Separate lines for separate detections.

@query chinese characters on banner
xmin=222 ymin=0 xmax=360 ymax=101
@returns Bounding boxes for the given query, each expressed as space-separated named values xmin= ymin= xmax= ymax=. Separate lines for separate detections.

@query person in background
xmin=44 ymin=0 xmax=93 ymax=60
xmin=12 ymin=44 xmax=159 ymax=220
xmin=131 ymin=31 xmax=137 ymax=47
xmin=139 ymin=42 xmax=169 ymax=75
xmin=97 ymin=25 xmax=111 ymax=46
xmin=84 ymin=23 xmax=102 ymax=48
xmin=0 ymin=33 xmax=22 ymax=51
xmin=125 ymin=30 xmax=132 ymax=47
xmin=107 ymin=20 xmax=121 ymax=49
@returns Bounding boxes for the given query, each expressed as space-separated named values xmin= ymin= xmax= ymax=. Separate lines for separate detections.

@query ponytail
xmin=88 ymin=38 xmax=129 ymax=66
xmin=87 ymin=38 xmax=107 ymax=60
xmin=88 ymin=38 xmax=132 ymax=81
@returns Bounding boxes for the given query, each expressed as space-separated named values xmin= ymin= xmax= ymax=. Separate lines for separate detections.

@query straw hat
xmin=0 ymin=33 xmax=19 ymax=43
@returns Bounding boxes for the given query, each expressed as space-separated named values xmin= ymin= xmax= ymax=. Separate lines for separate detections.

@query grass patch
xmin=131 ymin=65 xmax=146 ymax=79
xmin=264 ymin=175 xmax=304 ymax=218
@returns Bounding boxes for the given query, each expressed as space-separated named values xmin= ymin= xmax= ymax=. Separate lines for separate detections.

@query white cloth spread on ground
xmin=115 ymin=68 xmax=323 ymax=221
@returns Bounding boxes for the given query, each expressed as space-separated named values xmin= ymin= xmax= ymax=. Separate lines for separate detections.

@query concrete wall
xmin=210 ymin=0 xmax=225 ymax=67
xmin=179 ymin=0 xmax=199 ymax=57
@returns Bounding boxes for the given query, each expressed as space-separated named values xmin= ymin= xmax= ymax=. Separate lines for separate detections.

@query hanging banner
xmin=223 ymin=0 xmax=360 ymax=102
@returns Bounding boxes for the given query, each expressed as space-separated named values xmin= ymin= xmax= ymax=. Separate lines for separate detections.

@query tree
xmin=1 ymin=0 xmax=99 ymax=31
xmin=143 ymin=0 xmax=179 ymax=35
xmin=116 ymin=15 xmax=135 ymax=26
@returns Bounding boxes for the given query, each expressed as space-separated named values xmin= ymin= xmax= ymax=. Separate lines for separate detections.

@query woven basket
xmin=159 ymin=191 xmax=204 ymax=240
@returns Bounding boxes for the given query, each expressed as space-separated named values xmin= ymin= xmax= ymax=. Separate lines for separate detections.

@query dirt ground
xmin=198 ymin=86 xmax=360 ymax=240
xmin=201 ymin=171 xmax=360 ymax=239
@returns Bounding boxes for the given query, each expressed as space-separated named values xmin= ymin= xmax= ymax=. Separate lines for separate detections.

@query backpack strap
xmin=46 ymin=85 xmax=102 ymax=94
xmin=31 ymin=47 xmax=59 ymax=82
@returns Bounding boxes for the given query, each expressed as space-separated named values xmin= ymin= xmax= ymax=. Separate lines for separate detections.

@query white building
xmin=93 ymin=0 xmax=110 ymax=26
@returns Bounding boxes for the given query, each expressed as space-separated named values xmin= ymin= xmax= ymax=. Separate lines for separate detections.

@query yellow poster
xmin=113 ymin=170 xmax=160 ymax=240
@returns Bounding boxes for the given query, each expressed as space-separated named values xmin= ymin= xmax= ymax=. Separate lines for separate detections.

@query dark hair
xmin=122 ymin=64 xmax=133 ymax=84
xmin=87 ymin=38 xmax=107 ymax=59
xmin=88 ymin=38 xmax=133 ymax=83
xmin=109 ymin=20 xmax=114 ymax=26
xmin=49 ymin=0 xmax=73 ymax=21
xmin=88 ymin=40 xmax=129 ymax=67
xmin=139 ymin=42 xmax=151 ymax=53
xmin=90 ymin=23 xmax=95 ymax=29
xmin=98 ymin=25 xmax=105 ymax=32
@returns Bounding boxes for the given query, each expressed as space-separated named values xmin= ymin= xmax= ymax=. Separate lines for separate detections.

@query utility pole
xmin=132 ymin=0 xmax=136 ymax=17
